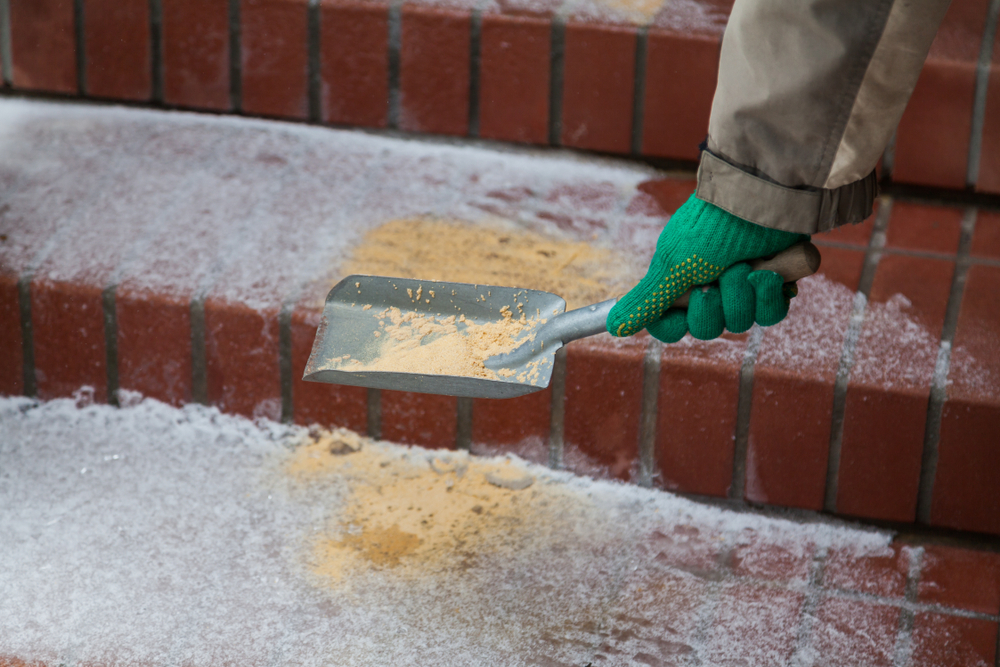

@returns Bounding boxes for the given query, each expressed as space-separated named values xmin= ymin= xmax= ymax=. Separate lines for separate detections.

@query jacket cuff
xmin=695 ymin=151 xmax=878 ymax=234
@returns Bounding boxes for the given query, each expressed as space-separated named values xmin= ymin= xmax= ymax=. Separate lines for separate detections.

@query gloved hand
xmin=607 ymin=193 xmax=808 ymax=342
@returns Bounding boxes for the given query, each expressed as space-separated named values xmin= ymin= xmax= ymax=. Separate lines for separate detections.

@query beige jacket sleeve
xmin=696 ymin=0 xmax=952 ymax=234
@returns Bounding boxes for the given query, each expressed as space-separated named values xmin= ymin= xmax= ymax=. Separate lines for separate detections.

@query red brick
xmin=9 ymin=0 xmax=77 ymax=93
xmin=918 ymin=545 xmax=1000 ymax=615
xmin=934 ymin=264 xmax=1000 ymax=535
xmin=824 ymin=543 xmax=911 ymax=598
xmin=910 ymin=613 xmax=998 ymax=667
xmin=596 ymin=566 xmax=709 ymax=662
xmin=657 ymin=336 xmax=744 ymax=497
xmin=471 ymin=389 xmax=552 ymax=465
xmin=815 ymin=201 xmax=880 ymax=248
xmin=970 ymin=210 xmax=1000 ymax=260
xmin=976 ymin=55 xmax=1000 ymax=193
xmin=399 ymin=5 xmax=471 ymax=135
xmin=115 ymin=288 xmax=192 ymax=406
xmin=290 ymin=302 xmax=368 ymax=432
xmin=241 ymin=0 xmax=308 ymax=119
xmin=320 ymin=0 xmax=389 ymax=127
xmin=626 ymin=177 xmax=696 ymax=217
xmin=478 ymin=14 xmax=550 ymax=144
xmin=640 ymin=32 xmax=718 ymax=161
xmin=560 ymin=22 xmax=636 ymax=153
xmin=885 ymin=201 xmax=963 ymax=255
xmin=809 ymin=598 xmax=900 ymax=667
xmin=204 ymin=299 xmax=282 ymax=420
xmin=0 ymin=659 xmax=46 ymax=667
xmin=635 ymin=523 xmax=725 ymax=572
xmin=562 ymin=336 xmax=645 ymax=481
xmin=83 ymin=0 xmax=151 ymax=100
xmin=31 ymin=280 xmax=107 ymax=402
xmin=380 ymin=390 xmax=457 ymax=448
xmin=747 ymin=247 xmax=865 ymax=509
xmin=705 ymin=584 xmax=803 ymax=665
xmin=0 ymin=273 xmax=23 ymax=396
xmin=837 ymin=255 xmax=954 ymax=522
xmin=161 ymin=0 xmax=231 ymax=110
xmin=731 ymin=530 xmax=813 ymax=583
xmin=892 ymin=0 xmax=990 ymax=189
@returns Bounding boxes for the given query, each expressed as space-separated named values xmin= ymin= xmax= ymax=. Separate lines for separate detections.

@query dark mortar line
xmin=0 ymin=0 xmax=11 ymax=86
xmin=891 ymin=546 xmax=923 ymax=667
xmin=229 ymin=0 xmax=242 ymax=112
xmin=548 ymin=345 xmax=567 ymax=469
xmin=149 ymin=0 xmax=163 ymax=104
xmin=637 ymin=338 xmax=661 ymax=488
xmin=669 ymin=545 xmax=1000 ymax=623
xmin=307 ymin=0 xmax=322 ymax=123
xmin=74 ymin=0 xmax=86 ymax=95
xmin=729 ymin=325 xmax=763 ymax=501
xmin=687 ymin=543 xmax=736 ymax=662
xmin=278 ymin=302 xmax=294 ymax=423
xmin=190 ymin=297 xmax=208 ymax=405
xmin=790 ymin=545 xmax=830 ymax=663
xmin=881 ymin=130 xmax=896 ymax=182
xmin=456 ymin=397 xmax=473 ymax=451
xmin=467 ymin=8 xmax=482 ymax=139
xmin=917 ymin=208 xmax=976 ymax=524
xmin=387 ymin=1 xmax=402 ymax=130
xmin=819 ymin=583 xmax=1000 ymax=622
xmin=629 ymin=26 xmax=648 ymax=156
xmin=101 ymin=284 xmax=120 ymax=407
xmin=967 ymin=0 xmax=1000 ymax=188
xmin=367 ymin=388 xmax=381 ymax=439
xmin=17 ymin=274 xmax=36 ymax=397
xmin=880 ymin=181 xmax=1000 ymax=213
xmin=824 ymin=197 xmax=891 ymax=512
xmin=548 ymin=17 xmax=565 ymax=146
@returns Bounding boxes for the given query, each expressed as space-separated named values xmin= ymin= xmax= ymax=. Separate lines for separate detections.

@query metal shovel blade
xmin=302 ymin=275 xmax=567 ymax=399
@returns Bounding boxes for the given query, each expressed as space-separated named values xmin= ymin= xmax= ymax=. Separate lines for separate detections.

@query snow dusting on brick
xmin=0 ymin=395 xmax=905 ymax=666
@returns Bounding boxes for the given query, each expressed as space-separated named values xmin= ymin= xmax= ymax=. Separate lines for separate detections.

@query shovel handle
xmin=671 ymin=241 xmax=821 ymax=308
xmin=551 ymin=241 xmax=822 ymax=346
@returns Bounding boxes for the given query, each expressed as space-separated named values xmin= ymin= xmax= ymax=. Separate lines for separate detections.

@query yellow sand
xmin=342 ymin=218 xmax=633 ymax=310
xmin=287 ymin=429 xmax=586 ymax=585
xmin=325 ymin=301 xmax=548 ymax=383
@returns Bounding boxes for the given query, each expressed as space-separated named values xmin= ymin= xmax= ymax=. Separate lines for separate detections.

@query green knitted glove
xmin=607 ymin=193 xmax=808 ymax=340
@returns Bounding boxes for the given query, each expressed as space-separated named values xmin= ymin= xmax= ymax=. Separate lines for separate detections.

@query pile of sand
xmin=325 ymin=297 xmax=548 ymax=383
xmin=287 ymin=428 xmax=583 ymax=583
xmin=342 ymin=218 xmax=636 ymax=310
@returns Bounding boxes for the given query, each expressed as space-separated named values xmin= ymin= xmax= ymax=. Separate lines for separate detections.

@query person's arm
xmin=700 ymin=0 xmax=951 ymax=234
xmin=608 ymin=0 xmax=951 ymax=342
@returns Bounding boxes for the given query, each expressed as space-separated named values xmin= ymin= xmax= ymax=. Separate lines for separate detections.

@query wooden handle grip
xmin=672 ymin=241 xmax=821 ymax=308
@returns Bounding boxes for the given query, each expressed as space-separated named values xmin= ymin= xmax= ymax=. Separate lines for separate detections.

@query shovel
xmin=303 ymin=241 xmax=821 ymax=399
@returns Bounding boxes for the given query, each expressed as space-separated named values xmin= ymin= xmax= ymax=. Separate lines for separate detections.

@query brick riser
xmin=2 ymin=0 xmax=999 ymax=194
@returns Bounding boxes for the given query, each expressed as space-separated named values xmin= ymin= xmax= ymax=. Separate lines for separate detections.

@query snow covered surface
xmin=4 ymin=394 xmax=984 ymax=667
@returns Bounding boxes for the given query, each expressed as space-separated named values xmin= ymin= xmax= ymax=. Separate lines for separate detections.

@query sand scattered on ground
xmin=287 ymin=428 xmax=582 ymax=585
xmin=342 ymin=218 xmax=634 ymax=310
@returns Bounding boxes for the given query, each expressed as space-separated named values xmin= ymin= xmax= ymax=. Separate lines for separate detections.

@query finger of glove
xmin=747 ymin=270 xmax=790 ymax=327
xmin=718 ymin=262 xmax=754 ymax=334
xmin=687 ymin=285 xmax=725 ymax=340
xmin=646 ymin=309 xmax=688 ymax=343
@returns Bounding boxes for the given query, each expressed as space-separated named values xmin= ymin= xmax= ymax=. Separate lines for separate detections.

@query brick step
xmin=2 ymin=0 xmax=999 ymax=193
xmin=1 ymin=397 xmax=998 ymax=665
xmin=0 ymin=98 xmax=998 ymax=538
